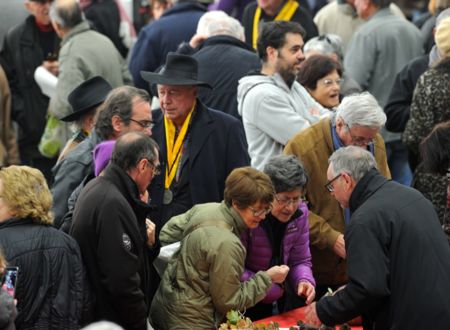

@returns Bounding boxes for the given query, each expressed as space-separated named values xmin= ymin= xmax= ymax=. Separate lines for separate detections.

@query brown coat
xmin=284 ymin=117 xmax=390 ymax=286
xmin=0 ymin=65 xmax=20 ymax=166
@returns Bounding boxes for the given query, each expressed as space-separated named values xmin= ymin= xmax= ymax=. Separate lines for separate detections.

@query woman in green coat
xmin=150 ymin=167 xmax=290 ymax=329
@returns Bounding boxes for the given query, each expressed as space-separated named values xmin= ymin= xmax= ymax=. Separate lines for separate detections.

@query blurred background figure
xmin=241 ymin=155 xmax=315 ymax=320
xmin=0 ymin=0 xmax=61 ymax=183
xmin=150 ymin=0 xmax=172 ymax=19
xmin=0 ymin=64 xmax=20 ymax=168
xmin=0 ymin=165 xmax=90 ymax=329
xmin=303 ymin=34 xmax=362 ymax=96
xmin=297 ymin=55 xmax=342 ymax=110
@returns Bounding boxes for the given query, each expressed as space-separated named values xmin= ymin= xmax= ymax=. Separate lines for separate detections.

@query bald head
xmin=50 ymin=0 xmax=83 ymax=33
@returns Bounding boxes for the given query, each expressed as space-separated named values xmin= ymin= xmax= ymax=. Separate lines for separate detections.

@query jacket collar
xmin=349 ymin=168 xmax=388 ymax=213
xmin=61 ymin=21 xmax=90 ymax=47
xmin=219 ymin=201 xmax=249 ymax=236
xmin=0 ymin=217 xmax=35 ymax=229
xmin=196 ymin=35 xmax=255 ymax=53
xmin=161 ymin=1 xmax=206 ymax=17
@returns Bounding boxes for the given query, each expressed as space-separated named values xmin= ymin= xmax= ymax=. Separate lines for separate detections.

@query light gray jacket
xmin=237 ymin=73 xmax=329 ymax=169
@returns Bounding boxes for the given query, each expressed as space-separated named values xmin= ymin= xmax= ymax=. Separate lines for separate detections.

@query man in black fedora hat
xmin=57 ymin=75 xmax=112 ymax=163
xmin=141 ymin=52 xmax=250 ymax=234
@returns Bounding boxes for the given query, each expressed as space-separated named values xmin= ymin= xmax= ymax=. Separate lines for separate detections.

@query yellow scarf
xmin=252 ymin=0 xmax=299 ymax=49
xmin=163 ymin=102 xmax=195 ymax=189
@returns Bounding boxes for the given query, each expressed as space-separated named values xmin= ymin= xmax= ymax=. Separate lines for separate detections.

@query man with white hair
xmin=284 ymin=92 xmax=390 ymax=299
xmin=178 ymin=11 xmax=260 ymax=118
xmin=305 ymin=146 xmax=450 ymax=329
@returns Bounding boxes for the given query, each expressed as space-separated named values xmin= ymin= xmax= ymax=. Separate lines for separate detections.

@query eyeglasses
xmin=324 ymin=173 xmax=342 ymax=193
xmin=130 ymin=118 xmax=154 ymax=129
xmin=321 ymin=78 xmax=343 ymax=87
xmin=274 ymin=195 xmax=305 ymax=207
xmin=248 ymin=205 xmax=272 ymax=217
xmin=145 ymin=159 xmax=161 ymax=176
xmin=345 ymin=124 xmax=375 ymax=146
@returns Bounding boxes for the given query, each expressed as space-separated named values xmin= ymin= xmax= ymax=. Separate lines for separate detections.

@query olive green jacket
xmin=284 ymin=117 xmax=390 ymax=286
xmin=150 ymin=202 xmax=272 ymax=329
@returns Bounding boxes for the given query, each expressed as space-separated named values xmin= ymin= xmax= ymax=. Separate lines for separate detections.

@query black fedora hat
xmin=60 ymin=76 xmax=113 ymax=122
xmin=140 ymin=52 xmax=212 ymax=89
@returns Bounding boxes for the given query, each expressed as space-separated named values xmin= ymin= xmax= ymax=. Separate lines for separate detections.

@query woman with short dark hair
xmin=241 ymin=155 xmax=315 ymax=320
xmin=297 ymin=55 xmax=342 ymax=110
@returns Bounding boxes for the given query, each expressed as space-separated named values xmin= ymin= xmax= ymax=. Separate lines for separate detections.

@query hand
xmin=42 ymin=60 xmax=59 ymax=76
xmin=297 ymin=281 xmax=315 ymax=305
xmin=146 ymin=218 xmax=156 ymax=247
xmin=266 ymin=265 xmax=289 ymax=284
xmin=308 ymin=107 xmax=321 ymax=116
xmin=333 ymin=234 xmax=346 ymax=259
xmin=189 ymin=34 xmax=207 ymax=48
xmin=305 ymin=302 xmax=322 ymax=327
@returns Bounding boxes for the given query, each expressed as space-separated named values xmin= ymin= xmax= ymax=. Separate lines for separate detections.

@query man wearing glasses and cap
xmin=140 ymin=52 xmax=249 ymax=233
xmin=284 ymin=92 xmax=390 ymax=300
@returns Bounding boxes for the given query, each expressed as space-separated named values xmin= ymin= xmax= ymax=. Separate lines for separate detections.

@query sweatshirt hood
xmin=237 ymin=73 xmax=274 ymax=116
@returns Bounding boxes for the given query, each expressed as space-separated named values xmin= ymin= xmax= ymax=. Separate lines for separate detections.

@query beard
xmin=278 ymin=67 xmax=297 ymax=88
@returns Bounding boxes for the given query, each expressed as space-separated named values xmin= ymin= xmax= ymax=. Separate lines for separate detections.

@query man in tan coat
xmin=284 ymin=92 xmax=390 ymax=299
xmin=0 ymin=65 xmax=19 ymax=167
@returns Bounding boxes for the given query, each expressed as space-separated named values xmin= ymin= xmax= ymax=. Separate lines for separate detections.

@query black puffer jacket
xmin=0 ymin=218 xmax=90 ymax=330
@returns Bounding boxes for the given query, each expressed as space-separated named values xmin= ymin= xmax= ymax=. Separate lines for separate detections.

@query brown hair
xmin=224 ymin=167 xmax=274 ymax=209
xmin=297 ymin=54 xmax=342 ymax=91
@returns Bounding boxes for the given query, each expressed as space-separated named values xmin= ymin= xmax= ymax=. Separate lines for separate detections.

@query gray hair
xmin=336 ymin=92 xmax=387 ymax=129
xmin=50 ymin=0 xmax=84 ymax=29
xmin=264 ymin=155 xmax=308 ymax=193
xmin=303 ymin=34 xmax=344 ymax=63
xmin=196 ymin=11 xmax=244 ymax=41
xmin=329 ymin=146 xmax=377 ymax=182
xmin=436 ymin=8 xmax=450 ymax=26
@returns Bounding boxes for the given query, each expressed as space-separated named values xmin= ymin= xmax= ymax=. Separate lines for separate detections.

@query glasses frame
xmin=324 ymin=173 xmax=342 ymax=193
xmin=345 ymin=124 xmax=375 ymax=147
xmin=130 ymin=118 xmax=154 ymax=129
xmin=274 ymin=194 xmax=305 ymax=207
xmin=248 ymin=205 xmax=272 ymax=217
xmin=145 ymin=158 xmax=161 ymax=176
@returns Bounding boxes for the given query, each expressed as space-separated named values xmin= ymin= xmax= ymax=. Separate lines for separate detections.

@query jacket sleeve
xmin=248 ymin=91 xmax=312 ymax=146
xmin=209 ymin=238 xmax=272 ymax=314
xmin=159 ymin=210 xmax=191 ymax=246
xmin=96 ymin=198 xmax=148 ymax=330
xmin=384 ymin=62 xmax=414 ymax=132
xmin=288 ymin=205 xmax=316 ymax=288
xmin=316 ymin=219 xmax=390 ymax=326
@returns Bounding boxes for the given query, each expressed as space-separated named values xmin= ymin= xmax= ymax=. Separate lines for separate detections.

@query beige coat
xmin=284 ymin=117 xmax=390 ymax=286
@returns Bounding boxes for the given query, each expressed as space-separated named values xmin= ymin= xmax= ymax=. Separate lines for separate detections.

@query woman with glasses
xmin=150 ymin=167 xmax=290 ymax=329
xmin=241 ymin=155 xmax=315 ymax=320
xmin=297 ymin=55 xmax=343 ymax=110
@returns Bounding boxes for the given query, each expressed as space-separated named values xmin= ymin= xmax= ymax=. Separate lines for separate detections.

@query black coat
xmin=70 ymin=164 xmax=156 ymax=330
xmin=148 ymin=101 xmax=250 ymax=229
xmin=316 ymin=169 xmax=450 ymax=329
xmin=0 ymin=15 xmax=60 ymax=150
xmin=192 ymin=35 xmax=260 ymax=119
xmin=384 ymin=54 xmax=428 ymax=133
xmin=0 ymin=218 xmax=89 ymax=329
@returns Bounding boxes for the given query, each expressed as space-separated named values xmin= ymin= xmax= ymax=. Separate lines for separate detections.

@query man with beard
xmin=237 ymin=21 xmax=329 ymax=170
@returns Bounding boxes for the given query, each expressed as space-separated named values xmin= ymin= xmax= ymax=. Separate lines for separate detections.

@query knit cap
xmin=436 ymin=17 xmax=450 ymax=58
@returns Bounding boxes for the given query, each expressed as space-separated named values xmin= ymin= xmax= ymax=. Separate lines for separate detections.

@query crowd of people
xmin=0 ymin=0 xmax=449 ymax=329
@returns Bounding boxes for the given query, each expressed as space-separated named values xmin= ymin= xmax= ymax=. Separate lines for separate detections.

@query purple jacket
xmin=241 ymin=202 xmax=315 ymax=303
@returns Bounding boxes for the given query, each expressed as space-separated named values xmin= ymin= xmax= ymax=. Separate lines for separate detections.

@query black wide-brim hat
xmin=140 ymin=52 xmax=212 ymax=89
xmin=60 ymin=76 xmax=113 ymax=122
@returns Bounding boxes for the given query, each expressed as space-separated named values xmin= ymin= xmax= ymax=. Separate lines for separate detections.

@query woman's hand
xmin=146 ymin=218 xmax=156 ymax=247
xmin=297 ymin=281 xmax=315 ymax=305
